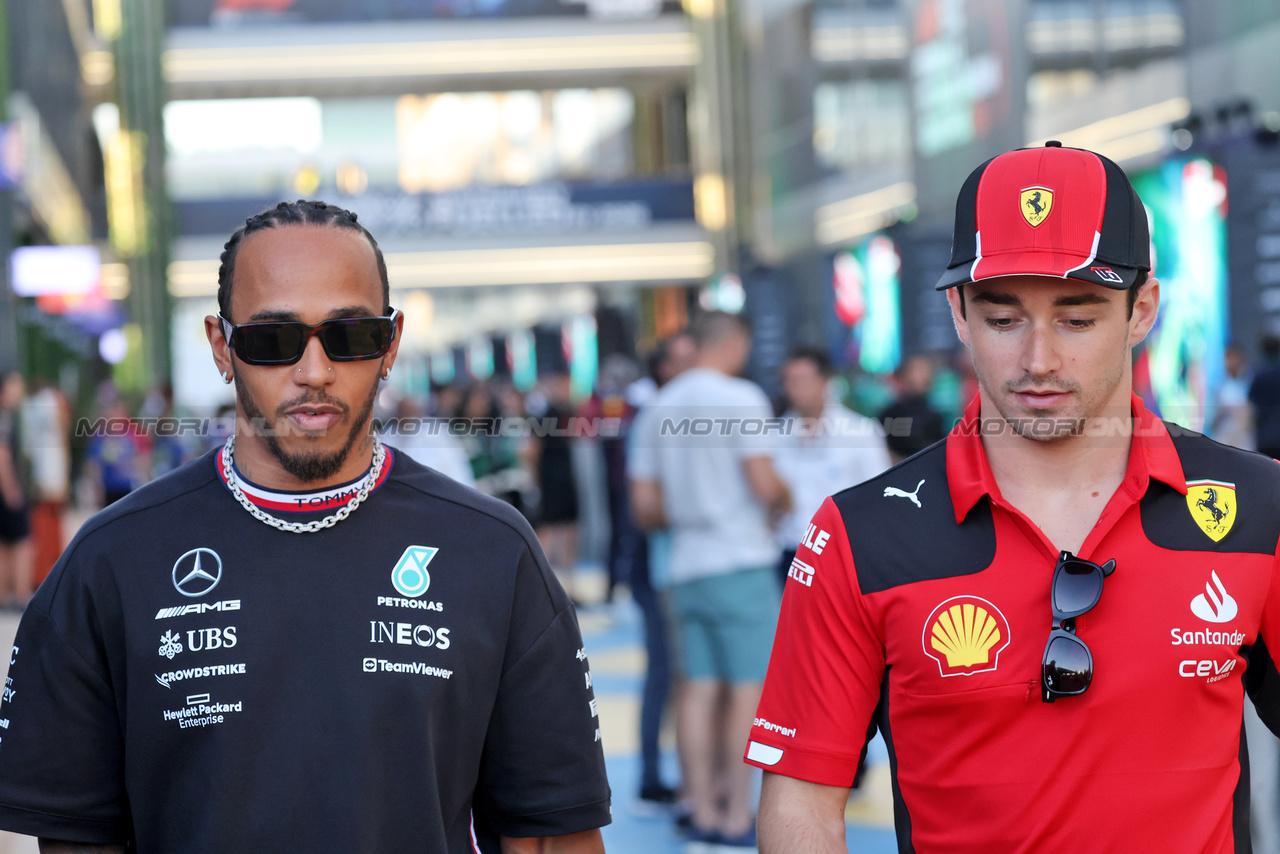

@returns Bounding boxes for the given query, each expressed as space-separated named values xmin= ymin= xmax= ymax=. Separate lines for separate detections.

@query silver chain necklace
xmin=220 ymin=434 xmax=385 ymax=534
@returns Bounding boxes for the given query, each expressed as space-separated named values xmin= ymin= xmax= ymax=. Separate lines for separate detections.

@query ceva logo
xmin=391 ymin=546 xmax=439 ymax=598
xmin=1190 ymin=570 xmax=1238 ymax=624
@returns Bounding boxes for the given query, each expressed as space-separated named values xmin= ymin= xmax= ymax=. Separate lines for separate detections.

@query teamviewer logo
xmin=363 ymin=658 xmax=378 ymax=672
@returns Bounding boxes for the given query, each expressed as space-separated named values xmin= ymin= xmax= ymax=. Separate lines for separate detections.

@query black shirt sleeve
xmin=473 ymin=547 xmax=610 ymax=838
xmin=0 ymin=605 xmax=129 ymax=843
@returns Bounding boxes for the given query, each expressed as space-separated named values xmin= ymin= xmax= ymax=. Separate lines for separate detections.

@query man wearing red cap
xmin=747 ymin=142 xmax=1280 ymax=852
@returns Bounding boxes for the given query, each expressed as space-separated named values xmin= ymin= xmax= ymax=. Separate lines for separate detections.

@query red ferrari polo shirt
xmin=747 ymin=394 xmax=1280 ymax=853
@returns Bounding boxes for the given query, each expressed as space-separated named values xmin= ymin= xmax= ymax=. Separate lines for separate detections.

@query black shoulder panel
xmin=833 ymin=440 xmax=996 ymax=595
xmin=1140 ymin=425 xmax=1280 ymax=555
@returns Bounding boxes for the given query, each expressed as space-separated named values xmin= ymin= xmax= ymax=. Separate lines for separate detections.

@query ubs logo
xmin=172 ymin=549 xmax=223 ymax=598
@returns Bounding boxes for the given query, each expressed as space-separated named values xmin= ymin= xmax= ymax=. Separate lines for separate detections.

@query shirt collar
xmin=216 ymin=447 xmax=395 ymax=514
xmin=946 ymin=391 xmax=1186 ymax=523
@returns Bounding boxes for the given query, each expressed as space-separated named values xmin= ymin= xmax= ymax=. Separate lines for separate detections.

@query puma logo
xmin=883 ymin=479 xmax=925 ymax=508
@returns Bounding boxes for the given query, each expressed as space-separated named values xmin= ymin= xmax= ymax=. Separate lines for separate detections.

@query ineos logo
xmin=172 ymin=548 xmax=223 ymax=598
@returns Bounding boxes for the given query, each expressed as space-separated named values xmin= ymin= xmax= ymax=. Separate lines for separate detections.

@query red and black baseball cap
xmin=935 ymin=141 xmax=1151 ymax=291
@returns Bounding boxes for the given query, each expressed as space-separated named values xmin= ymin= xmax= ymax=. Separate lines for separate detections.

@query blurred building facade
xmin=1 ymin=0 xmax=108 ymax=397
xmin=5 ymin=1 xmax=1280 ymax=415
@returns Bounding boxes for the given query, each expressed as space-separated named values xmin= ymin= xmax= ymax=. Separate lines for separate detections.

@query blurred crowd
xmin=8 ymin=323 xmax=1280 ymax=847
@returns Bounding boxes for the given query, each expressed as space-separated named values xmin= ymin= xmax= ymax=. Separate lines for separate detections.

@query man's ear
xmin=1128 ymin=278 xmax=1160 ymax=346
xmin=946 ymin=287 xmax=972 ymax=348
xmin=382 ymin=310 xmax=405 ymax=374
xmin=205 ymin=315 xmax=234 ymax=380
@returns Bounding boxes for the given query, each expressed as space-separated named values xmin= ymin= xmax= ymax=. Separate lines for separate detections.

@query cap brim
xmin=935 ymin=250 xmax=1144 ymax=291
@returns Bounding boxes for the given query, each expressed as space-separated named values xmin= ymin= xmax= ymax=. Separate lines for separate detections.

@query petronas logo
xmin=391 ymin=546 xmax=439 ymax=598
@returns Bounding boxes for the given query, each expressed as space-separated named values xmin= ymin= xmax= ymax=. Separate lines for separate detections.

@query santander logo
xmin=1190 ymin=571 xmax=1238 ymax=624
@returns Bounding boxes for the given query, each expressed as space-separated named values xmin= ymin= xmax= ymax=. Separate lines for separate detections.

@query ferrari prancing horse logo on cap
xmin=1020 ymin=186 xmax=1054 ymax=227
xmin=1186 ymin=479 xmax=1236 ymax=543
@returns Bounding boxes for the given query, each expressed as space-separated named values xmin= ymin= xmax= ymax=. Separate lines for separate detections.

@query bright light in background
xmin=99 ymin=327 xmax=128 ymax=364
xmin=565 ymin=315 xmax=598 ymax=401
xmin=467 ymin=337 xmax=495 ymax=380
xmin=430 ymin=349 xmax=456 ymax=385
xmin=553 ymin=89 xmax=634 ymax=173
xmin=507 ymin=329 xmax=537 ymax=392
xmin=699 ymin=272 xmax=745 ymax=313
xmin=853 ymin=235 xmax=901 ymax=375
xmin=11 ymin=246 xmax=101 ymax=296
xmin=397 ymin=89 xmax=635 ymax=192
xmin=164 ymin=98 xmax=322 ymax=154
xmin=1133 ymin=157 xmax=1228 ymax=432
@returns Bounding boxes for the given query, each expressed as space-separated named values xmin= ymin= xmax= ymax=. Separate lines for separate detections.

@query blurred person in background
xmin=1214 ymin=344 xmax=1254 ymax=451
xmin=630 ymin=312 xmax=790 ymax=848
xmin=628 ymin=332 xmax=696 ymax=411
xmin=1230 ymin=341 xmax=1280 ymax=854
xmin=1250 ymin=334 xmax=1280 ymax=459
xmin=458 ymin=382 xmax=534 ymax=518
xmin=773 ymin=346 xmax=890 ymax=588
xmin=143 ymin=383 xmax=198 ymax=480
xmin=616 ymin=334 xmax=697 ymax=815
xmin=0 ymin=372 xmax=32 ymax=610
xmin=388 ymin=395 xmax=476 ymax=487
xmin=0 ymin=199 xmax=608 ymax=852
xmin=529 ymin=369 xmax=582 ymax=602
xmin=85 ymin=397 xmax=150 ymax=506
xmin=20 ymin=379 xmax=71 ymax=588
xmin=430 ymin=381 xmax=464 ymax=418
xmin=582 ymin=354 xmax=642 ymax=605
xmin=879 ymin=353 xmax=946 ymax=463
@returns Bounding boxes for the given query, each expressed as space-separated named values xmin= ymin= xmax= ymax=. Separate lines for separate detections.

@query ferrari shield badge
xmin=1020 ymin=186 xmax=1053 ymax=227
xmin=1186 ymin=480 xmax=1236 ymax=543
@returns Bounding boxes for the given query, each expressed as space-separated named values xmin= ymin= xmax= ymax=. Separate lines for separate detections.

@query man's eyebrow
xmin=246 ymin=305 xmax=377 ymax=323
xmin=969 ymin=291 xmax=1022 ymax=307
xmin=968 ymin=291 xmax=1111 ymax=308
xmin=1053 ymin=293 xmax=1110 ymax=307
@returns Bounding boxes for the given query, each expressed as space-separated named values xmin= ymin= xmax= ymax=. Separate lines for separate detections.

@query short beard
xmin=234 ymin=372 xmax=380 ymax=483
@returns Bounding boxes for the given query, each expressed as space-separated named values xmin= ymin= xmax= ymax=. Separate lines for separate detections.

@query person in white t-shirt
xmin=772 ymin=346 xmax=891 ymax=587
xmin=629 ymin=311 xmax=790 ymax=848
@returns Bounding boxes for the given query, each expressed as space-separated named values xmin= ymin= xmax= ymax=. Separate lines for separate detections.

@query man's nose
xmin=293 ymin=336 xmax=335 ymax=387
xmin=1023 ymin=323 xmax=1060 ymax=377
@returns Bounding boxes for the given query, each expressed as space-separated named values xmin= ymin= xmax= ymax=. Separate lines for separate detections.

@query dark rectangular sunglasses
xmin=1042 ymin=551 xmax=1115 ymax=703
xmin=219 ymin=309 xmax=398 ymax=366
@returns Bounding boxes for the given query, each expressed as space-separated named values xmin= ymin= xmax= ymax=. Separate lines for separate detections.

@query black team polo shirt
xmin=0 ymin=447 xmax=610 ymax=852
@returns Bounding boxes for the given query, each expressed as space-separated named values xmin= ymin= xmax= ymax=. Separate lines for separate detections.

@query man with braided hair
xmin=0 ymin=200 xmax=610 ymax=853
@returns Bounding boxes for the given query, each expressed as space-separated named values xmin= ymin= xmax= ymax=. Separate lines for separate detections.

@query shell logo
xmin=921 ymin=596 xmax=1011 ymax=677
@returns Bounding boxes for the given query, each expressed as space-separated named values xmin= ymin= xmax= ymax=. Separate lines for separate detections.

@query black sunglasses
xmin=1042 ymin=551 xmax=1115 ymax=703
xmin=219 ymin=310 xmax=398 ymax=366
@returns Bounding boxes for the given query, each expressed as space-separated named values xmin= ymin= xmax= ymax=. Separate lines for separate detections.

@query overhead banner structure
xmin=172 ymin=0 xmax=682 ymax=25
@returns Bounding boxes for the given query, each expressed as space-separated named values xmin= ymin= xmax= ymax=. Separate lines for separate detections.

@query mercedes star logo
xmin=172 ymin=548 xmax=223 ymax=598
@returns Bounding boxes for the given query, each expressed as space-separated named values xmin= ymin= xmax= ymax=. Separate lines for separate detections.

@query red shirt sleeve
xmin=744 ymin=496 xmax=885 ymax=786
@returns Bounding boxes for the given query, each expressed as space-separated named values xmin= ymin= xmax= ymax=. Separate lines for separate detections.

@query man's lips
xmin=284 ymin=404 xmax=343 ymax=432
xmin=1012 ymin=388 xmax=1073 ymax=406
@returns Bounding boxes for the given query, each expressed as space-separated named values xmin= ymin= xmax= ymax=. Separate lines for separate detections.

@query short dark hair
xmin=956 ymin=273 xmax=1148 ymax=320
xmin=217 ymin=199 xmax=389 ymax=318
xmin=785 ymin=345 xmax=834 ymax=378
xmin=1262 ymin=335 xmax=1280 ymax=360
xmin=692 ymin=311 xmax=749 ymax=349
